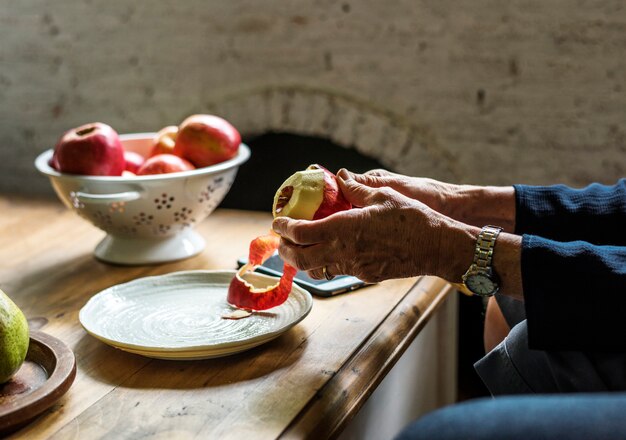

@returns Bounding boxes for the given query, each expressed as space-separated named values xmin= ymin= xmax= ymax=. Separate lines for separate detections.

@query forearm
xmin=522 ymin=236 xmax=626 ymax=351
xmin=440 ymin=185 xmax=516 ymax=233
xmin=437 ymin=217 xmax=523 ymax=300
xmin=434 ymin=219 xmax=626 ymax=351
xmin=515 ymin=179 xmax=626 ymax=245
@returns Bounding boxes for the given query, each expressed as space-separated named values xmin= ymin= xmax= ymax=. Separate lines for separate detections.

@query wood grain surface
xmin=0 ymin=195 xmax=452 ymax=439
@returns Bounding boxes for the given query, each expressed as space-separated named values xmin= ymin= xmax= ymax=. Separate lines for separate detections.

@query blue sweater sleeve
xmin=514 ymin=179 xmax=626 ymax=245
xmin=522 ymin=235 xmax=626 ymax=351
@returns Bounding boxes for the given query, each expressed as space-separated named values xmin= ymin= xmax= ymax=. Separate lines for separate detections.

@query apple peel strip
xmin=227 ymin=231 xmax=298 ymax=311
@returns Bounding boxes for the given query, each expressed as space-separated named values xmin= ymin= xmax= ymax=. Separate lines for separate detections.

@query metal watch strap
xmin=472 ymin=225 xmax=503 ymax=272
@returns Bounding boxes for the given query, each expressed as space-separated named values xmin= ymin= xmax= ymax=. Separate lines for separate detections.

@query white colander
xmin=35 ymin=133 xmax=250 ymax=265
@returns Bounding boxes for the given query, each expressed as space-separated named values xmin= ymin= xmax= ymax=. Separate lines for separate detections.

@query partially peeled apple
xmin=227 ymin=164 xmax=351 ymax=311
xmin=272 ymin=164 xmax=351 ymax=220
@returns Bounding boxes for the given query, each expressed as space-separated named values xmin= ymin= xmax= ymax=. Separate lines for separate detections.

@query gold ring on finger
xmin=322 ymin=265 xmax=334 ymax=281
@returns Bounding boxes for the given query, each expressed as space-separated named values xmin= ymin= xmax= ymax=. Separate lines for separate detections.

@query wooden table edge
xmin=279 ymin=276 xmax=455 ymax=439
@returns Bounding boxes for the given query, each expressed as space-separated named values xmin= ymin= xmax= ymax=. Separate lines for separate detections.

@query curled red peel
xmin=247 ymin=232 xmax=280 ymax=266
xmin=227 ymin=232 xmax=298 ymax=311
xmin=228 ymin=164 xmax=352 ymax=312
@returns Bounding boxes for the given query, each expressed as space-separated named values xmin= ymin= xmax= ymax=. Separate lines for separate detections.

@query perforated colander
xmin=35 ymin=133 xmax=250 ymax=264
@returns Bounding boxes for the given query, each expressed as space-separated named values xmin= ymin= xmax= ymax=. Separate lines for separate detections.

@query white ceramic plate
xmin=79 ymin=270 xmax=313 ymax=360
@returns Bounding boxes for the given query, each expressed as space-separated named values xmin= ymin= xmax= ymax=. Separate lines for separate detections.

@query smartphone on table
xmin=237 ymin=252 xmax=371 ymax=297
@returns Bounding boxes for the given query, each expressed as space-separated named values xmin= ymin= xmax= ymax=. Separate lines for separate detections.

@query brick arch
xmin=202 ymin=84 xmax=460 ymax=181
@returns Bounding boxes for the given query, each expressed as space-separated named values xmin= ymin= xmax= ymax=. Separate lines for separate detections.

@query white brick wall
xmin=2 ymin=1 xmax=625 ymax=194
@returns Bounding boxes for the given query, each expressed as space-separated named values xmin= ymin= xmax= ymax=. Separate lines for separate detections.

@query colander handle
xmin=74 ymin=191 xmax=142 ymax=204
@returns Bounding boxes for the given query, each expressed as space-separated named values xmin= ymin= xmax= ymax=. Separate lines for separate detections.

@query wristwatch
xmin=461 ymin=225 xmax=503 ymax=297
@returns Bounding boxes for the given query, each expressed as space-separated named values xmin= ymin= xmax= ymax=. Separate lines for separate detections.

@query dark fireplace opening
xmin=219 ymin=132 xmax=386 ymax=212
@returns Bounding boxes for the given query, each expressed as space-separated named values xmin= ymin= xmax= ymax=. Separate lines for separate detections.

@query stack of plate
xmin=79 ymin=270 xmax=313 ymax=360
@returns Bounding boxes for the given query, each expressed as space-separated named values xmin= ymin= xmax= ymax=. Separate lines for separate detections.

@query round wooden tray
xmin=0 ymin=330 xmax=76 ymax=436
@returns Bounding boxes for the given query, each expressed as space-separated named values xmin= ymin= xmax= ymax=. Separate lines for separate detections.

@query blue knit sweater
xmin=513 ymin=179 xmax=626 ymax=351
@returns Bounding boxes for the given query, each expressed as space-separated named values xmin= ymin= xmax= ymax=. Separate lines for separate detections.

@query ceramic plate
xmin=79 ymin=270 xmax=312 ymax=359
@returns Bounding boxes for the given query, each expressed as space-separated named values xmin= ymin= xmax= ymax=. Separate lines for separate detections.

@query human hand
xmin=340 ymin=169 xmax=455 ymax=214
xmin=342 ymin=169 xmax=516 ymax=232
xmin=271 ymin=172 xmax=450 ymax=283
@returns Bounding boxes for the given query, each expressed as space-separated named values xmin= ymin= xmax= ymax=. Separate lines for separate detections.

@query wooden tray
xmin=0 ymin=330 xmax=76 ymax=436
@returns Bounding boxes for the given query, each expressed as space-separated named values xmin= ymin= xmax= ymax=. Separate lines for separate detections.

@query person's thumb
xmin=337 ymin=170 xmax=378 ymax=208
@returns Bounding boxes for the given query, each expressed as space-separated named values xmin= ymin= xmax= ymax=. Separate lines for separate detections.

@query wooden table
xmin=0 ymin=195 xmax=454 ymax=439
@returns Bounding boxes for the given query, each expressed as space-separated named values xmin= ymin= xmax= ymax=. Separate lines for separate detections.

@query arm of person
xmin=347 ymin=170 xmax=626 ymax=246
xmin=436 ymin=180 xmax=626 ymax=351
xmin=445 ymin=223 xmax=626 ymax=351
xmin=521 ymin=236 xmax=626 ymax=351
xmin=440 ymin=223 xmax=523 ymax=301
xmin=341 ymin=169 xmax=517 ymax=233
xmin=272 ymin=172 xmax=524 ymax=299
xmin=273 ymin=174 xmax=626 ymax=352
xmin=514 ymin=179 xmax=626 ymax=245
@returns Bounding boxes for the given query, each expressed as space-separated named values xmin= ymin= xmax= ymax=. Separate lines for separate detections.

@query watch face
xmin=465 ymin=273 xmax=497 ymax=296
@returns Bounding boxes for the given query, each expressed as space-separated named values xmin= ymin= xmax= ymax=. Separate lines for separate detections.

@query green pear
xmin=0 ymin=289 xmax=29 ymax=384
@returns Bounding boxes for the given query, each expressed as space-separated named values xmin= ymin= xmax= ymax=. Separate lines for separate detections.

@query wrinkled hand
xmin=271 ymin=170 xmax=450 ymax=283
xmin=347 ymin=169 xmax=516 ymax=231
xmin=342 ymin=169 xmax=456 ymax=214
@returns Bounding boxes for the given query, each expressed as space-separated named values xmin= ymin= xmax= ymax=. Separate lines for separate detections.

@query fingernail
xmin=337 ymin=168 xmax=352 ymax=181
xmin=271 ymin=218 xmax=284 ymax=234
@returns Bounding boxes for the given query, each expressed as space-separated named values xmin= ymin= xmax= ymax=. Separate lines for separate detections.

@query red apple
xmin=228 ymin=165 xmax=351 ymax=312
xmin=136 ymin=154 xmax=195 ymax=175
xmin=272 ymin=164 xmax=352 ymax=220
xmin=122 ymin=170 xmax=136 ymax=177
xmin=54 ymin=122 xmax=125 ymax=176
xmin=48 ymin=154 xmax=59 ymax=170
xmin=124 ymin=151 xmax=145 ymax=174
xmin=173 ymin=114 xmax=240 ymax=167
xmin=150 ymin=125 xmax=178 ymax=157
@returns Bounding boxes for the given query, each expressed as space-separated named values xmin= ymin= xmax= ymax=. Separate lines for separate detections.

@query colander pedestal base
xmin=94 ymin=229 xmax=206 ymax=265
